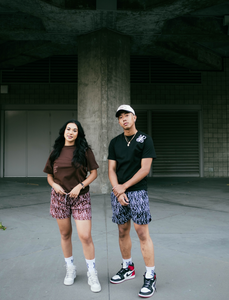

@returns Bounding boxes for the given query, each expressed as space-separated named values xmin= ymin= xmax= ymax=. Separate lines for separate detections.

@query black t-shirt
xmin=108 ymin=131 xmax=156 ymax=192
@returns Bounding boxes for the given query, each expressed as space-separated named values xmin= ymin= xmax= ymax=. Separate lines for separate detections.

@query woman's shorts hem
xmin=50 ymin=189 xmax=92 ymax=220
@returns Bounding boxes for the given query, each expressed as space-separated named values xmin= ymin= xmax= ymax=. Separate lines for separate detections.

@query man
xmin=108 ymin=104 xmax=157 ymax=298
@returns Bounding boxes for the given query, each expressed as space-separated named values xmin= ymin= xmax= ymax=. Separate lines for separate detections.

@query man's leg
xmin=118 ymin=220 xmax=132 ymax=259
xmin=110 ymin=220 xmax=135 ymax=283
xmin=134 ymin=223 xmax=156 ymax=298
xmin=133 ymin=223 xmax=154 ymax=266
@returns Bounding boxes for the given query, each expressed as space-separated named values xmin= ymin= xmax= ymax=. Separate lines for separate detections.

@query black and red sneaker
xmin=110 ymin=263 xmax=135 ymax=284
xmin=138 ymin=273 xmax=157 ymax=298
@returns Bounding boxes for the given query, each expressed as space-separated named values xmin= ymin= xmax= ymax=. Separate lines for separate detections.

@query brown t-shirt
xmin=43 ymin=146 xmax=99 ymax=194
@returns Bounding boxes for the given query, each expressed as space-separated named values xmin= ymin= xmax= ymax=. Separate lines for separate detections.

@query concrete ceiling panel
xmin=0 ymin=0 xmax=228 ymax=70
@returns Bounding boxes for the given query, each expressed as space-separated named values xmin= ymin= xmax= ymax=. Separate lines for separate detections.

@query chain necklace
xmin=124 ymin=131 xmax=138 ymax=147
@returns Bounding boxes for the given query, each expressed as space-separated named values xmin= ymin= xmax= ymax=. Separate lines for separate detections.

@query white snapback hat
xmin=116 ymin=104 xmax=135 ymax=117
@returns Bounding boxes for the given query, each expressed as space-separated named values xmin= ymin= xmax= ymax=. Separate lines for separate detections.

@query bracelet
xmin=80 ymin=182 xmax=85 ymax=189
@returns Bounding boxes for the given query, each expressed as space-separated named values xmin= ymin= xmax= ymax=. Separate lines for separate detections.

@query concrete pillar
xmin=78 ymin=29 xmax=130 ymax=194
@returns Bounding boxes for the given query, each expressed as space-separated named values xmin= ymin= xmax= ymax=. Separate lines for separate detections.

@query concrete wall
xmin=0 ymin=84 xmax=77 ymax=105
xmin=1 ymin=58 xmax=229 ymax=178
xmin=131 ymin=58 xmax=229 ymax=177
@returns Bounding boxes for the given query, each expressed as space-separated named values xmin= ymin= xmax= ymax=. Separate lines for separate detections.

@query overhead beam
xmin=153 ymin=41 xmax=222 ymax=71
xmin=160 ymin=16 xmax=228 ymax=42
xmin=0 ymin=41 xmax=76 ymax=69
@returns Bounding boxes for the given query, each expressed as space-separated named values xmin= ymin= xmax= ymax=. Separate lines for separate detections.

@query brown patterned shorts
xmin=50 ymin=188 xmax=92 ymax=220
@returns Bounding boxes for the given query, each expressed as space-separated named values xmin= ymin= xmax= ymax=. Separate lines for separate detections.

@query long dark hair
xmin=49 ymin=119 xmax=90 ymax=168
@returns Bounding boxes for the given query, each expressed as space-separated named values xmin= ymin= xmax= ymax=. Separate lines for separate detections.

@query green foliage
xmin=0 ymin=222 xmax=6 ymax=230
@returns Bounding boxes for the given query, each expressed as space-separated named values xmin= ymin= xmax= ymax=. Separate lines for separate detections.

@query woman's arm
xmin=47 ymin=174 xmax=66 ymax=195
xmin=68 ymin=169 xmax=97 ymax=198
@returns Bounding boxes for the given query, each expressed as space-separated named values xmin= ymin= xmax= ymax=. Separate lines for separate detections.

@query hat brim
xmin=116 ymin=109 xmax=133 ymax=117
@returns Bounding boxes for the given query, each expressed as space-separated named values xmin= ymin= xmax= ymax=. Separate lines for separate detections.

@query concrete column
xmin=78 ymin=29 xmax=130 ymax=194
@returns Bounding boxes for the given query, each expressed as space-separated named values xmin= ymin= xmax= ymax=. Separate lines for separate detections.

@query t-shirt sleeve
xmin=86 ymin=148 xmax=99 ymax=171
xmin=142 ymin=136 xmax=157 ymax=159
xmin=43 ymin=155 xmax=53 ymax=174
xmin=108 ymin=138 xmax=116 ymax=160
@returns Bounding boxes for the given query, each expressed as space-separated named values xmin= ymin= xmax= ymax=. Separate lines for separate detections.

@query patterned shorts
xmin=50 ymin=188 xmax=92 ymax=220
xmin=111 ymin=190 xmax=152 ymax=225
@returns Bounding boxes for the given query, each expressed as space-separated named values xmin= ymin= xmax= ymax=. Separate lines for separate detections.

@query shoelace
xmin=143 ymin=277 xmax=156 ymax=290
xmin=116 ymin=267 xmax=129 ymax=277
xmin=89 ymin=272 xmax=99 ymax=284
xmin=66 ymin=266 xmax=75 ymax=278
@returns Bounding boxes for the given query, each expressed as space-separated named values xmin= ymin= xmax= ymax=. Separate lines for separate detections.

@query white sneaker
xmin=87 ymin=270 xmax=101 ymax=292
xmin=64 ymin=264 xmax=76 ymax=285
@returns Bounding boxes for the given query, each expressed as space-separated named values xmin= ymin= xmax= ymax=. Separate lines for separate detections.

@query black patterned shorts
xmin=50 ymin=188 xmax=92 ymax=220
xmin=111 ymin=190 xmax=152 ymax=225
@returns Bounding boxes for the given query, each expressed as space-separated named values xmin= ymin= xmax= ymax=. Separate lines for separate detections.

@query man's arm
xmin=112 ymin=158 xmax=153 ymax=197
xmin=108 ymin=159 xmax=129 ymax=206
xmin=108 ymin=159 xmax=119 ymax=187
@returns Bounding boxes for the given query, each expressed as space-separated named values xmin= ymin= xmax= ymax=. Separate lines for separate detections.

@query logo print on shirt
xmin=136 ymin=135 xmax=146 ymax=143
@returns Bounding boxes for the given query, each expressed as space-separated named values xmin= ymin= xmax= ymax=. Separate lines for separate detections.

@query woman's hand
xmin=53 ymin=183 xmax=66 ymax=195
xmin=69 ymin=184 xmax=82 ymax=198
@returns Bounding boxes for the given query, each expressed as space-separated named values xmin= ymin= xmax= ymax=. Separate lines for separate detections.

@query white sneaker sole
xmin=89 ymin=284 xmax=102 ymax=293
xmin=64 ymin=274 xmax=76 ymax=286
xmin=110 ymin=274 xmax=135 ymax=284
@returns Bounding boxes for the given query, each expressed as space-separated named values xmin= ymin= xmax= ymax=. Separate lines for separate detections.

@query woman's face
xmin=64 ymin=123 xmax=78 ymax=146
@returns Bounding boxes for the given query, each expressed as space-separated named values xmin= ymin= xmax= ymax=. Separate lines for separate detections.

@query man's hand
xmin=117 ymin=193 xmax=129 ymax=206
xmin=112 ymin=184 xmax=126 ymax=198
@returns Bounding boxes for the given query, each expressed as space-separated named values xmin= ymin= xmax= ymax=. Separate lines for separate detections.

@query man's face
xmin=118 ymin=111 xmax=136 ymax=130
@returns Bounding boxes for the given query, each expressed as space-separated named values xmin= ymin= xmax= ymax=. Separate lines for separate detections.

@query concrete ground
xmin=0 ymin=177 xmax=229 ymax=300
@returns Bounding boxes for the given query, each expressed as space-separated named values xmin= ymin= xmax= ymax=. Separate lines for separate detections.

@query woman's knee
xmin=79 ymin=232 xmax=92 ymax=245
xmin=60 ymin=230 xmax=72 ymax=241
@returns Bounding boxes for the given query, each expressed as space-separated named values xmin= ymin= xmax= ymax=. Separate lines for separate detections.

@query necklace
xmin=124 ymin=131 xmax=137 ymax=146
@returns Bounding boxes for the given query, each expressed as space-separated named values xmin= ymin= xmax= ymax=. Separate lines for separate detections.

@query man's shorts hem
xmin=112 ymin=217 xmax=151 ymax=225
xmin=111 ymin=190 xmax=152 ymax=225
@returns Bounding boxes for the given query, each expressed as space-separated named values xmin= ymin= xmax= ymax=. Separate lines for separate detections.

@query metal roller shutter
xmin=136 ymin=111 xmax=148 ymax=134
xmin=151 ymin=111 xmax=199 ymax=176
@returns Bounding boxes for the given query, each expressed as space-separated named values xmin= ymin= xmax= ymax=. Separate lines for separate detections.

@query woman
xmin=43 ymin=120 xmax=101 ymax=293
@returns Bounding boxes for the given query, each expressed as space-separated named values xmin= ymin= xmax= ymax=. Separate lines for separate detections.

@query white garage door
xmin=4 ymin=110 xmax=76 ymax=177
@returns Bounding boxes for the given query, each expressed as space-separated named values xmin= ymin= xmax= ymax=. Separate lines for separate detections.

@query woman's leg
xmin=56 ymin=217 xmax=76 ymax=286
xmin=74 ymin=219 xmax=94 ymax=259
xmin=56 ymin=217 xmax=73 ymax=258
xmin=75 ymin=219 xmax=101 ymax=292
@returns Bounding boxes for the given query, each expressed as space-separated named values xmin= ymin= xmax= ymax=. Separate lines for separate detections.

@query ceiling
xmin=0 ymin=0 xmax=229 ymax=71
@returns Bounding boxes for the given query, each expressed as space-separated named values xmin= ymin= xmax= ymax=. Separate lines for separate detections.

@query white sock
xmin=65 ymin=256 xmax=74 ymax=266
xmin=122 ymin=258 xmax=132 ymax=269
xmin=86 ymin=258 xmax=96 ymax=272
xmin=145 ymin=266 xmax=155 ymax=279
